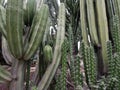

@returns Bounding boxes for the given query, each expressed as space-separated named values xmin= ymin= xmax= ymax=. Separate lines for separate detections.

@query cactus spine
xmin=43 ymin=45 xmax=53 ymax=64
xmin=81 ymin=42 xmax=97 ymax=88
xmin=107 ymin=41 xmax=114 ymax=77
xmin=74 ymin=55 xmax=83 ymax=89
xmin=80 ymin=0 xmax=88 ymax=45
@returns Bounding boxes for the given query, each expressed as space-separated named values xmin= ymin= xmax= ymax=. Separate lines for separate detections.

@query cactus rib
xmin=6 ymin=0 xmax=23 ymax=58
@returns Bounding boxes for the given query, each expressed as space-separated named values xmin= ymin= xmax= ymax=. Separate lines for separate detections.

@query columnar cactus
xmin=79 ymin=0 xmax=88 ymax=45
xmin=86 ymin=0 xmax=99 ymax=46
xmin=37 ymin=3 xmax=65 ymax=90
xmin=95 ymin=0 xmax=109 ymax=73
xmin=55 ymin=39 xmax=68 ymax=90
xmin=107 ymin=41 xmax=114 ymax=76
xmin=68 ymin=24 xmax=75 ymax=81
xmin=81 ymin=42 xmax=97 ymax=88
xmin=74 ymin=55 xmax=83 ymax=88
xmin=110 ymin=15 xmax=120 ymax=52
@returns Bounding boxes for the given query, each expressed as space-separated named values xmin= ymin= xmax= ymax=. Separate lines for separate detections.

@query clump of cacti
xmin=1 ymin=0 xmax=120 ymax=90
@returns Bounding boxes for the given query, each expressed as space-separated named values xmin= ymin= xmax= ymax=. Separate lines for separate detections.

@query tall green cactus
xmin=37 ymin=3 xmax=65 ymax=90
xmin=0 ymin=65 xmax=12 ymax=83
xmin=55 ymin=39 xmax=68 ymax=90
xmin=81 ymin=42 xmax=97 ymax=88
xmin=74 ymin=55 xmax=83 ymax=89
xmin=86 ymin=0 xmax=99 ymax=46
xmin=95 ymin=0 xmax=109 ymax=73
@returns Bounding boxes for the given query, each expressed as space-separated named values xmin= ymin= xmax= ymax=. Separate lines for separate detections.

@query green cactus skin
xmin=42 ymin=18 xmax=51 ymax=47
xmin=0 ymin=65 xmax=12 ymax=82
xmin=95 ymin=0 xmax=109 ymax=73
xmin=112 ymin=0 xmax=119 ymax=15
xmin=80 ymin=0 xmax=88 ymax=45
xmin=24 ymin=0 xmax=36 ymax=26
xmin=88 ymin=46 xmax=97 ymax=86
xmin=0 ymin=5 xmax=6 ymax=38
xmin=110 ymin=15 xmax=120 ymax=52
xmin=106 ymin=0 xmax=114 ymax=18
xmin=6 ymin=0 xmax=23 ymax=59
xmin=43 ymin=45 xmax=53 ymax=63
xmin=86 ymin=0 xmax=99 ymax=46
xmin=24 ymin=4 xmax=49 ymax=60
xmin=112 ymin=53 xmax=120 ymax=89
xmin=0 ymin=0 xmax=3 ymax=4
xmin=37 ymin=3 xmax=65 ymax=90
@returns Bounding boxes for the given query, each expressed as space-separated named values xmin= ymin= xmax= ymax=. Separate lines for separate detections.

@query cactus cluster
xmin=1 ymin=0 xmax=120 ymax=90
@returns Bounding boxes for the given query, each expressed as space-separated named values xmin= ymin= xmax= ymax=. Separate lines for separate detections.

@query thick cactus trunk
xmin=9 ymin=60 xmax=25 ymax=90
